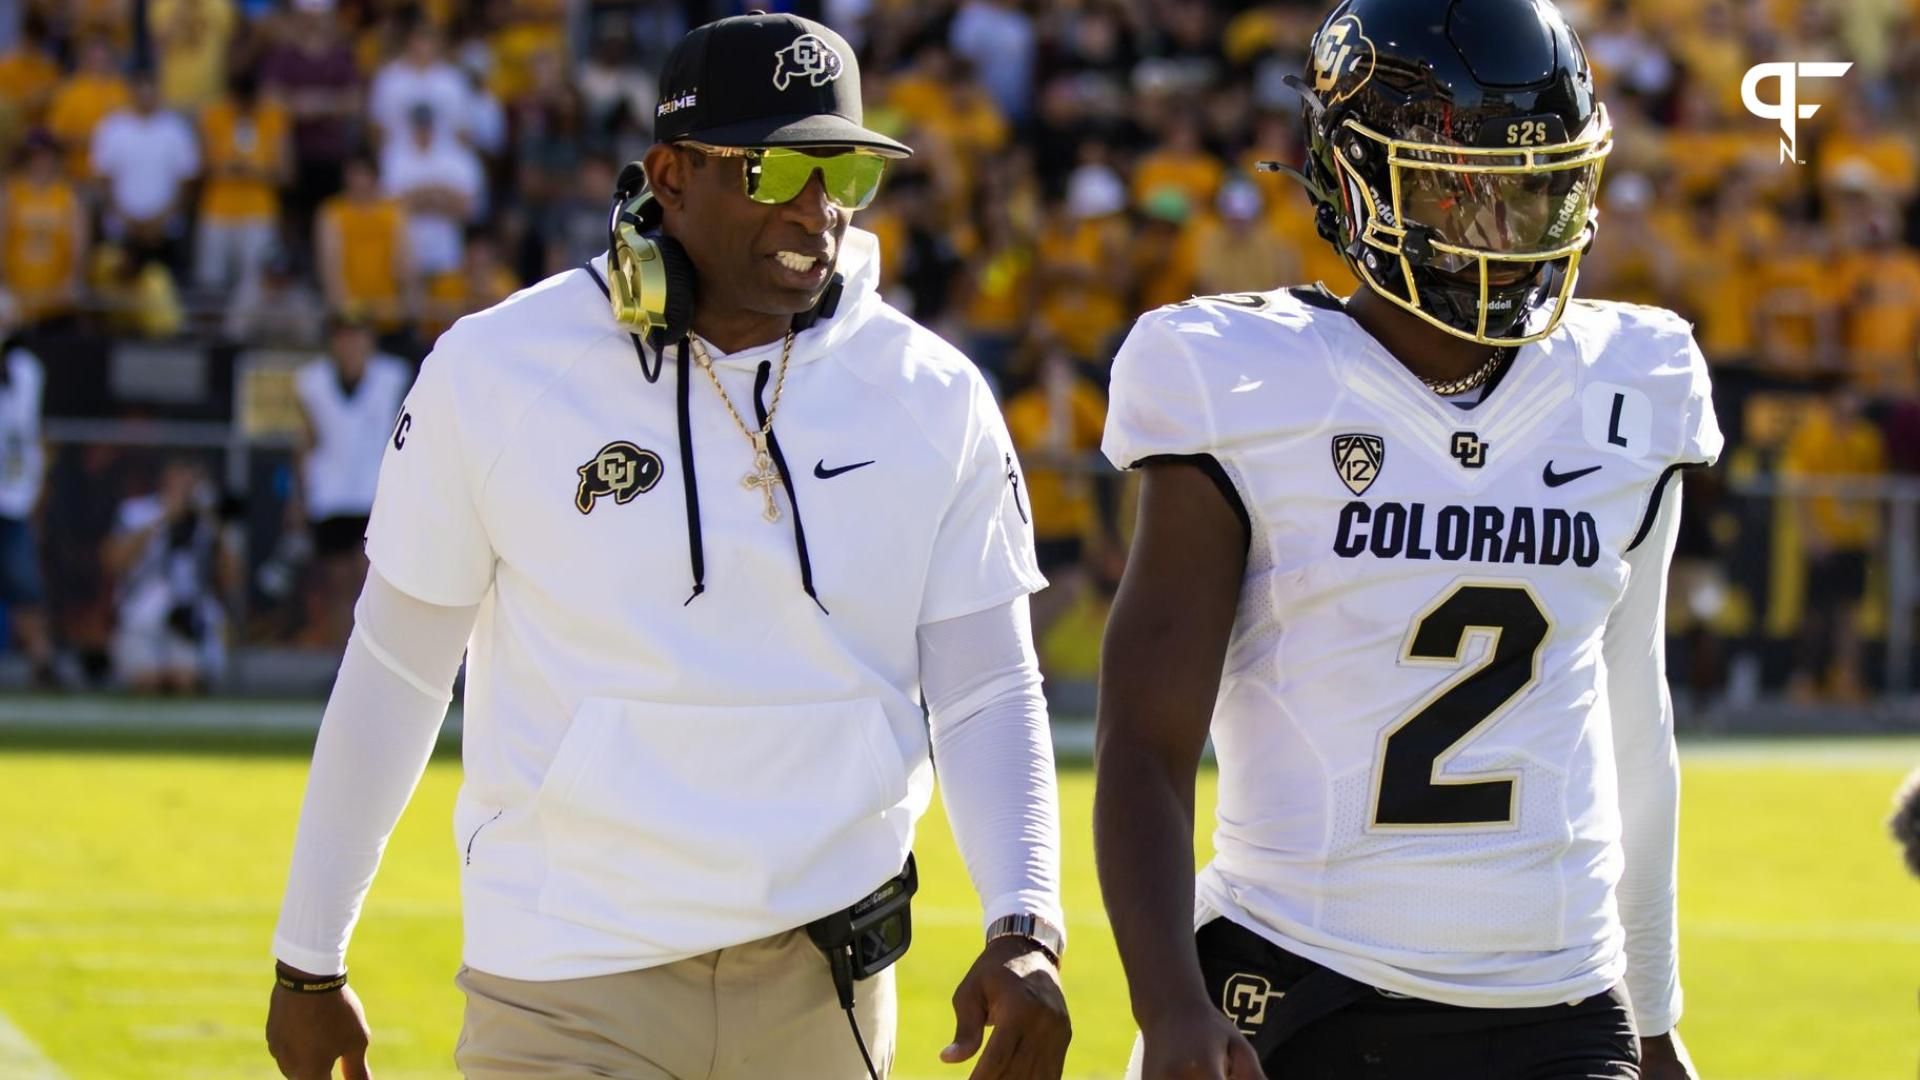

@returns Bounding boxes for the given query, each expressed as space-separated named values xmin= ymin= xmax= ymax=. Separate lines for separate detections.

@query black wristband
xmin=274 ymin=964 xmax=347 ymax=994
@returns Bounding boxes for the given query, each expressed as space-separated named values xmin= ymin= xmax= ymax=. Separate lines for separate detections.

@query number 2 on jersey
xmin=1370 ymin=582 xmax=1551 ymax=829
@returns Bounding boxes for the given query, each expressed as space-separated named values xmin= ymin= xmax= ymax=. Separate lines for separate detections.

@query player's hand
xmin=265 ymin=977 xmax=374 ymax=1080
xmin=941 ymin=935 xmax=1071 ymax=1078
xmin=1137 ymin=1004 xmax=1265 ymax=1080
xmin=1640 ymin=1029 xmax=1698 ymax=1080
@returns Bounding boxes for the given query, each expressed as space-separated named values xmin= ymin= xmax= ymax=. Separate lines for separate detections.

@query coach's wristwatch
xmin=986 ymin=913 xmax=1065 ymax=969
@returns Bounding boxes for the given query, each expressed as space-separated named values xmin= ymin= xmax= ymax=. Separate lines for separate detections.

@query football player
xmin=1093 ymin=1 xmax=1718 ymax=1077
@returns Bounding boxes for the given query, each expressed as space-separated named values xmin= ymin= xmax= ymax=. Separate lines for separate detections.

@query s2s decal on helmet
xmin=1312 ymin=14 xmax=1375 ymax=104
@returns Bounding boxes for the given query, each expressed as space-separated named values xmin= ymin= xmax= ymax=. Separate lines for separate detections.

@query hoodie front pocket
xmin=532 ymin=695 xmax=911 ymax=950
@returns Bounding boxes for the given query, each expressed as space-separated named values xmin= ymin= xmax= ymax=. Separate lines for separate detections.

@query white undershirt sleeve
xmin=919 ymin=594 xmax=1066 ymax=941
xmin=271 ymin=568 xmax=479 ymax=976
xmin=1604 ymin=481 xmax=1687 ymax=1036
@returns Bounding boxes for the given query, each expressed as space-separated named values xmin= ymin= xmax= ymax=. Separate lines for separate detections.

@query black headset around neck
xmin=603 ymin=160 xmax=845 ymax=350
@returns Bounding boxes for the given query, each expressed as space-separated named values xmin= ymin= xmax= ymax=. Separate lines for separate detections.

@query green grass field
xmin=1 ymin=736 xmax=1917 ymax=1080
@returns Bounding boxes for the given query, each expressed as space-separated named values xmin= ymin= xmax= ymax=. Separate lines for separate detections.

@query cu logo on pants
xmin=1221 ymin=972 xmax=1283 ymax=1036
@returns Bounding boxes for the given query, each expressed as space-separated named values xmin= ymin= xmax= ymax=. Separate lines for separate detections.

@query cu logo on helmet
xmin=773 ymin=33 xmax=844 ymax=91
xmin=1311 ymin=14 xmax=1376 ymax=103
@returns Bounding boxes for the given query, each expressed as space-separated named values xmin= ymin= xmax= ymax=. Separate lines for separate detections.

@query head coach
xmin=265 ymin=14 xmax=1069 ymax=1080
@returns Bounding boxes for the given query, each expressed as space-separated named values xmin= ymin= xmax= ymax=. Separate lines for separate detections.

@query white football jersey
xmin=1103 ymin=286 xmax=1722 ymax=1013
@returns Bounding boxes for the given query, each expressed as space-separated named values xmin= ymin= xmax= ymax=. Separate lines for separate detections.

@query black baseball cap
xmin=653 ymin=13 xmax=912 ymax=158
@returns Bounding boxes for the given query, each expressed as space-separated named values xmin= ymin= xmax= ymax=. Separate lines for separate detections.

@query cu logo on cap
xmin=1741 ymin=62 xmax=1852 ymax=165
xmin=773 ymin=33 xmax=844 ymax=91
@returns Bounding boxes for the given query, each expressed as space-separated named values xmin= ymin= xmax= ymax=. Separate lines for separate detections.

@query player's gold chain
xmin=1421 ymin=347 xmax=1508 ymax=396
xmin=689 ymin=331 xmax=794 ymax=522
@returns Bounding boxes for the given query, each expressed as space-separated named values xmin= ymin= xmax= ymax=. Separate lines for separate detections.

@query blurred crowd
xmin=0 ymin=0 xmax=1916 ymax=698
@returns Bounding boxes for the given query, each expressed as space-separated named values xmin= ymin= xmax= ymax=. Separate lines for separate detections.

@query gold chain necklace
xmin=1421 ymin=348 xmax=1507 ymax=397
xmin=690 ymin=331 xmax=795 ymax=523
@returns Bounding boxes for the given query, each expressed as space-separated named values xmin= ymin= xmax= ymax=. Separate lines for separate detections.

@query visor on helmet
xmin=1392 ymin=116 xmax=1607 ymax=269
xmin=1334 ymin=105 xmax=1613 ymax=345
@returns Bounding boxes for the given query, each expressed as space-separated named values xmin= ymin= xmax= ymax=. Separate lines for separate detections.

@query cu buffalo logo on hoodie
xmin=576 ymin=441 xmax=663 ymax=515
xmin=773 ymin=34 xmax=844 ymax=91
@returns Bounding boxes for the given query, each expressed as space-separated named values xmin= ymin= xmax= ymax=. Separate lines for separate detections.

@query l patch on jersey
xmin=1332 ymin=433 xmax=1385 ymax=495
xmin=1221 ymin=972 xmax=1283 ymax=1035
xmin=575 ymin=441 xmax=663 ymax=515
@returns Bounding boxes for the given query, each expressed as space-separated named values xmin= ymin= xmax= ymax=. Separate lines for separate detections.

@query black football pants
xmin=1195 ymin=917 xmax=1640 ymax=1079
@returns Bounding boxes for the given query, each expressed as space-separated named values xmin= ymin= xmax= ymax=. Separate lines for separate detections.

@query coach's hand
xmin=1137 ymin=1004 xmax=1265 ymax=1080
xmin=941 ymin=936 xmax=1071 ymax=1078
xmin=1640 ymin=1030 xmax=1698 ymax=1080
xmin=266 ymin=974 xmax=374 ymax=1080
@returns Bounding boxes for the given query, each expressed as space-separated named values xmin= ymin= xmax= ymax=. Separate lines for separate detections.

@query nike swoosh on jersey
xmin=1541 ymin=461 xmax=1603 ymax=487
xmin=814 ymin=459 xmax=875 ymax=479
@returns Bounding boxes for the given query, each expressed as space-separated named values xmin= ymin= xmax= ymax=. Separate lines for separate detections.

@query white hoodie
xmin=358 ymin=227 xmax=1047 ymax=979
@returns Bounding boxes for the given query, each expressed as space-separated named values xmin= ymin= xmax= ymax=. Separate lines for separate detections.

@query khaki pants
xmin=454 ymin=929 xmax=896 ymax=1079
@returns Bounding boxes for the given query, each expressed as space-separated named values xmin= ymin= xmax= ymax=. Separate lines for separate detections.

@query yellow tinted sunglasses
xmin=677 ymin=140 xmax=891 ymax=211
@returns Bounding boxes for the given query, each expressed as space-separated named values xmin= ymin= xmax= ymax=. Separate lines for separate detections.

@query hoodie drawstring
xmin=584 ymin=259 xmax=701 ymax=600
xmin=753 ymin=360 xmax=827 ymax=615
xmin=675 ymin=336 xmax=707 ymax=605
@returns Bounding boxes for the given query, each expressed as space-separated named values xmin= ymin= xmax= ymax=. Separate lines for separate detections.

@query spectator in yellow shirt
xmin=1752 ymin=221 xmax=1843 ymax=380
xmin=1003 ymin=348 xmax=1109 ymax=649
xmin=315 ymin=155 xmax=412 ymax=332
xmin=0 ymin=19 xmax=61 ymax=154
xmin=1190 ymin=177 xmax=1298 ymax=298
xmin=1037 ymin=164 xmax=1130 ymax=362
xmin=1819 ymin=106 xmax=1918 ymax=206
xmin=196 ymin=73 xmax=291 ymax=293
xmin=1833 ymin=197 xmax=1920 ymax=399
xmin=955 ymin=198 xmax=1035 ymax=387
xmin=151 ymin=0 xmax=236 ymax=111
xmin=46 ymin=39 xmax=131 ymax=179
xmin=1131 ymin=118 xmax=1223 ymax=214
xmin=1781 ymin=390 xmax=1888 ymax=703
xmin=417 ymin=227 xmax=519 ymax=345
xmin=0 ymin=132 xmax=87 ymax=327
xmin=1579 ymin=173 xmax=1679 ymax=307
xmin=1130 ymin=188 xmax=1197 ymax=312
xmin=1678 ymin=173 xmax=1780 ymax=366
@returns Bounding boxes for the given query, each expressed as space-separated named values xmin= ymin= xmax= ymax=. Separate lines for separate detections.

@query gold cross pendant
xmin=742 ymin=441 xmax=783 ymax=523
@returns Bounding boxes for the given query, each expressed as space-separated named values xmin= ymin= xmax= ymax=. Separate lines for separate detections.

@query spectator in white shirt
xmin=367 ymin=21 xmax=469 ymax=147
xmin=290 ymin=314 xmax=412 ymax=649
xmin=90 ymin=72 xmax=199 ymax=257
xmin=379 ymin=104 xmax=482 ymax=278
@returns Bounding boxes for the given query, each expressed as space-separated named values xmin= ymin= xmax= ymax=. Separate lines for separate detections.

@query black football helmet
xmin=1282 ymin=0 xmax=1612 ymax=345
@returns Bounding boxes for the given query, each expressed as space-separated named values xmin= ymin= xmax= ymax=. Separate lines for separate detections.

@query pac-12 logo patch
xmin=1332 ymin=433 xmax=1384 ymax=495
xmin=773 ymin=34 xmax=844 ymax=91
xmin=1221 ymin=972 xmax=1284 ymax=1036
xmin=576 ymin=441 xmax=663 ymax=515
